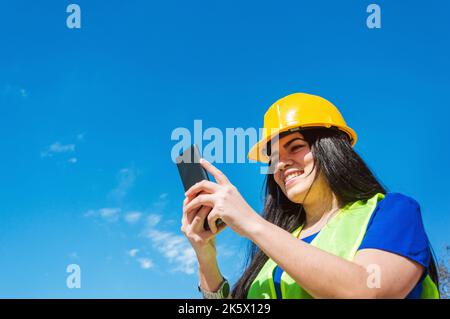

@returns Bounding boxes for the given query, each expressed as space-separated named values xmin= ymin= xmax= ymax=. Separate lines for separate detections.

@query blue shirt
xmin=272 ymin=192 xmax=432 ymax=299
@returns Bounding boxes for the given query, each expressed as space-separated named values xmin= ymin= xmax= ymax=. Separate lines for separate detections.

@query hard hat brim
xmin=247 ymin=125 xmax=357 ymax=163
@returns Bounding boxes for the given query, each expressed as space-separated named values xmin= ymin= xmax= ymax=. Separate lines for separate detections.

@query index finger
xmin=183 ymin=193 xmax=215 ymax=215
xmin=200 ymin=158 xmax=230 ymax=185
xmin=185 ymin=180 xmax=219 ymax=199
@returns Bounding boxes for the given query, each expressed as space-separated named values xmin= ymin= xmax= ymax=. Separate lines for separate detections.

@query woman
xmin=181 ymin=93 xmax=439 ymax=299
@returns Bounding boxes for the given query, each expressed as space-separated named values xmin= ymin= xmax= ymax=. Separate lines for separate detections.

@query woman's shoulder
xmin=360 ymin=192 xmax=431 ymax=268
xmin=379 ymin=192 xmax=422 ymax=214
xmin=368 ymin=192 xmax=428 ymax=245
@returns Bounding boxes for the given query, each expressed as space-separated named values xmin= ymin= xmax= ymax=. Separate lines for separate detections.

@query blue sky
xmin=0 ymin=0 xmax=449 ymax=298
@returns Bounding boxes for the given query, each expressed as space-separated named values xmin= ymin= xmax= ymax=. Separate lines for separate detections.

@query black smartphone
xmin=176 ymin=144 xmax=224 ymax=231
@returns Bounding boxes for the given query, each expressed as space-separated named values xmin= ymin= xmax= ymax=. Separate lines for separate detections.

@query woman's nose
xmin=277 ymin=157 xmax=293 ymax=172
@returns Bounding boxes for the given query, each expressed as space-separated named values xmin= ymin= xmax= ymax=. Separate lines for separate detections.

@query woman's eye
xmin=291 ymin=145 xmax=304 ymax=152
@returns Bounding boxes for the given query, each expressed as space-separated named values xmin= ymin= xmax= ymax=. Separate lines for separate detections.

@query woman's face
xmin=270 ymin=132 xmax=317 ymax=204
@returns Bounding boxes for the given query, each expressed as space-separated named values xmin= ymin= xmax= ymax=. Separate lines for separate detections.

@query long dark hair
xmin=231 ymin=127 xmax=439 ymax=298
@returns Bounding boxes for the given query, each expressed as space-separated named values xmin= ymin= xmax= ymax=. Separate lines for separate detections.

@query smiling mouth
xmin=284 ymin=169 xmax=305 ymax=187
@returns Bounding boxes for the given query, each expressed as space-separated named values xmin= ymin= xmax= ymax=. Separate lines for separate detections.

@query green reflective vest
xmin=247 ymin=193 xmax=439 ymax=299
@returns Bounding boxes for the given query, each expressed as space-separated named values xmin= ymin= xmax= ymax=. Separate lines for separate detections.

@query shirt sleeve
xmin=358 ymin=192 xmax=431 ymax=269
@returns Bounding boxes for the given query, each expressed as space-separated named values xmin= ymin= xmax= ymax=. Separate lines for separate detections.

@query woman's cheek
xmin=302 ymin=150 xmax=313 ymax=163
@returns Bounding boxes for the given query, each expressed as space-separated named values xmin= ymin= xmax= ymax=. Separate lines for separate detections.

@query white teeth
xmin=285 ymin=170 xmax=304 ymax=183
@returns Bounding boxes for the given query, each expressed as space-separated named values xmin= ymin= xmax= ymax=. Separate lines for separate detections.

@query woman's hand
xmin=183 ymin=158 xmax=262 ymax=238
xmin=181 ymin=197 xmax=219 ymax=260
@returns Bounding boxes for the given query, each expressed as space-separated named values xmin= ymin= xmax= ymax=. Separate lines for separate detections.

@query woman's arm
xmin=248 ymin=217 xmax=424 ymax=298
xmin=197 ymin=253 xmax=226 ymax=293
xmin=184 ymin=159 xmax=424 ymax=299
xmin=181 ymin=198 xmax=229 ymax=298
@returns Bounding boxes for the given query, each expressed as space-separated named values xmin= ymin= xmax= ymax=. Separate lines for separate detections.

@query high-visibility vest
xmin=247 ymin=193 xmax=439 ymax=299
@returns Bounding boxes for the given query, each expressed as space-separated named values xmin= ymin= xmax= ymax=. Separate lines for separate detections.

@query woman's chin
xmin=286 ymin=185 xmax=307 ymax=204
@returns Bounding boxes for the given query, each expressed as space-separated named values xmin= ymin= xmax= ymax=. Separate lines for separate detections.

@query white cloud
xmin=99 ymin=208 xmax=121 ymax=222
xmin=146 ymin=214 xmax=161 ymax=227
xmin=76 ymin=133 xmax=85 ymax=141
xmin=84 ymin=185 xmax=181 ymax=274
xmin=145 ymin=229 xmax=197 ymax=275
xmin=68 ymin=157 xmax=78 ymax=164
xmin=144 ymin=193 xmax=169 ymax=214
xmin=124 ymin=211 xmax=142 ymax=224
xmin=85 ymin=207 xmax=121 ymax=223
xmin=159 ymin=193 xmax=168 ymax=200
xmin=127 ymin=248 xmax=139 ymax=257
xmin=49 ymin=142 xmax=75 ymax=153
xmin=138 ymin=258 xmax=154 ymax=269
xmin=1 ymin=85 xmax=28 ymax=99
xmin=41 ymin=142 xmax=76 ymax=158
xmin=84 ymin=210 xmax=96 ymax=218
xmin=108 ymin=168 xmax=136 ymax=202
xmin=127 ymin=249 xmax=155 ymax=270
xmin=137 ymin=194 xmax=197 ymax=275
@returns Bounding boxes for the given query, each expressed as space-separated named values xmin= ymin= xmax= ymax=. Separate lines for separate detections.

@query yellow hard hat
xmin=247 ymin=93 xmax=357 ymax=163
